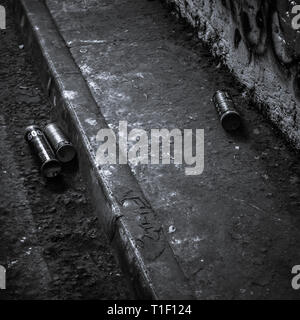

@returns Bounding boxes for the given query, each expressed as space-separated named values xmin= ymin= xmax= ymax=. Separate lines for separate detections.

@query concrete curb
xmin=13 ymin=0 xmax=195 ymax=299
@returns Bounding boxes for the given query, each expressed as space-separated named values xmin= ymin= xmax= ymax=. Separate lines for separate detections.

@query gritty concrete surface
xmin=13 ymin=0 xmax=300 ymax=299
xmin=0 ymin=0 xmax=132 ymax=299
xmin=13 ymin=0 xmax=194 ymax=299
xmin=165 ymin=0 xmax=300 ymax=149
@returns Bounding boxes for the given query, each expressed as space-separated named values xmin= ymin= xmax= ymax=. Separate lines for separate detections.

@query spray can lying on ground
xmin=213 ymin=90 xmax=241 ymax=131
xmin=44 ymin=123 xmax=76 ymax=163
xmin=25 ymin=125 xmax=62 ymax=178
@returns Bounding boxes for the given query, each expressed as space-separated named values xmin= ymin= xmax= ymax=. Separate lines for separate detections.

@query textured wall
xmin=165 ymin=0 xmax=300 ymax=148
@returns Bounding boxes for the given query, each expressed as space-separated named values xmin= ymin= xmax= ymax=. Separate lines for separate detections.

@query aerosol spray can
xmin=44 ymin=123 xmax=76 ymax=163
xmin=25 ymin=125 xmax=62 ymax=178
xmin=213 ymin=90 xmax=241 ymax=131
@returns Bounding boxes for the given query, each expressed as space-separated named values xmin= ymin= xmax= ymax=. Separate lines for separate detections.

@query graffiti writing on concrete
xmin=119 ymin=189 xmax=166 ymax=261
xmin=220 ymin=0 xmax=300 ymax=100
xmin=0 ymin=5 xmax=5 ymax=30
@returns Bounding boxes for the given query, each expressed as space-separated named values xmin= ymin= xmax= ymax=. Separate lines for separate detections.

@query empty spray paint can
xmin=213 ymin=90 xmax=241 ymax=131
xmin=25 ymin=125 xmax=62 ymax=178
xmin=44 ymin=123 xmax=76 ymax=163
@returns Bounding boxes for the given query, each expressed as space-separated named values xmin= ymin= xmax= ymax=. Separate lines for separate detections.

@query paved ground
xmin=44 ymin=0 xmax=300 ymax=299
xmin=0 ymin=0 xmax=132 ymax=300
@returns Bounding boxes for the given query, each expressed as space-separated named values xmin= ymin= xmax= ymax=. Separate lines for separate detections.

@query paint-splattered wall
xmin=227 ymin=0 xmax=300 ymax=95
xmin=165 ymin=0 xmax=300 ymax=148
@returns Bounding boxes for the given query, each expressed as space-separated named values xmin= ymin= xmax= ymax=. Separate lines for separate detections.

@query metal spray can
xmin=24 ymin=125 xmax=62 ymax=178
xmin=213 ymin=90 xmax=241 ymax=131
xmin=44 ymin=123 xmax=76 ymax=163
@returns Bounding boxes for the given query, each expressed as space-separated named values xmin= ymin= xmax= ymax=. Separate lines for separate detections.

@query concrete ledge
xmin=165 ymin=0 xmax=300 ymax=149
xmin=13 ymin=0 xmax=194 ymax=299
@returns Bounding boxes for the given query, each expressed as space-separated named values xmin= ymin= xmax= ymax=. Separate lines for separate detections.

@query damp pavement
xmin=1 ymin=0 xmax=300 ymax=300
xmin=0 ymin=0 xmax=132 ymax=300
xmin=41 ymin=0 xmax=300 ymax=300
